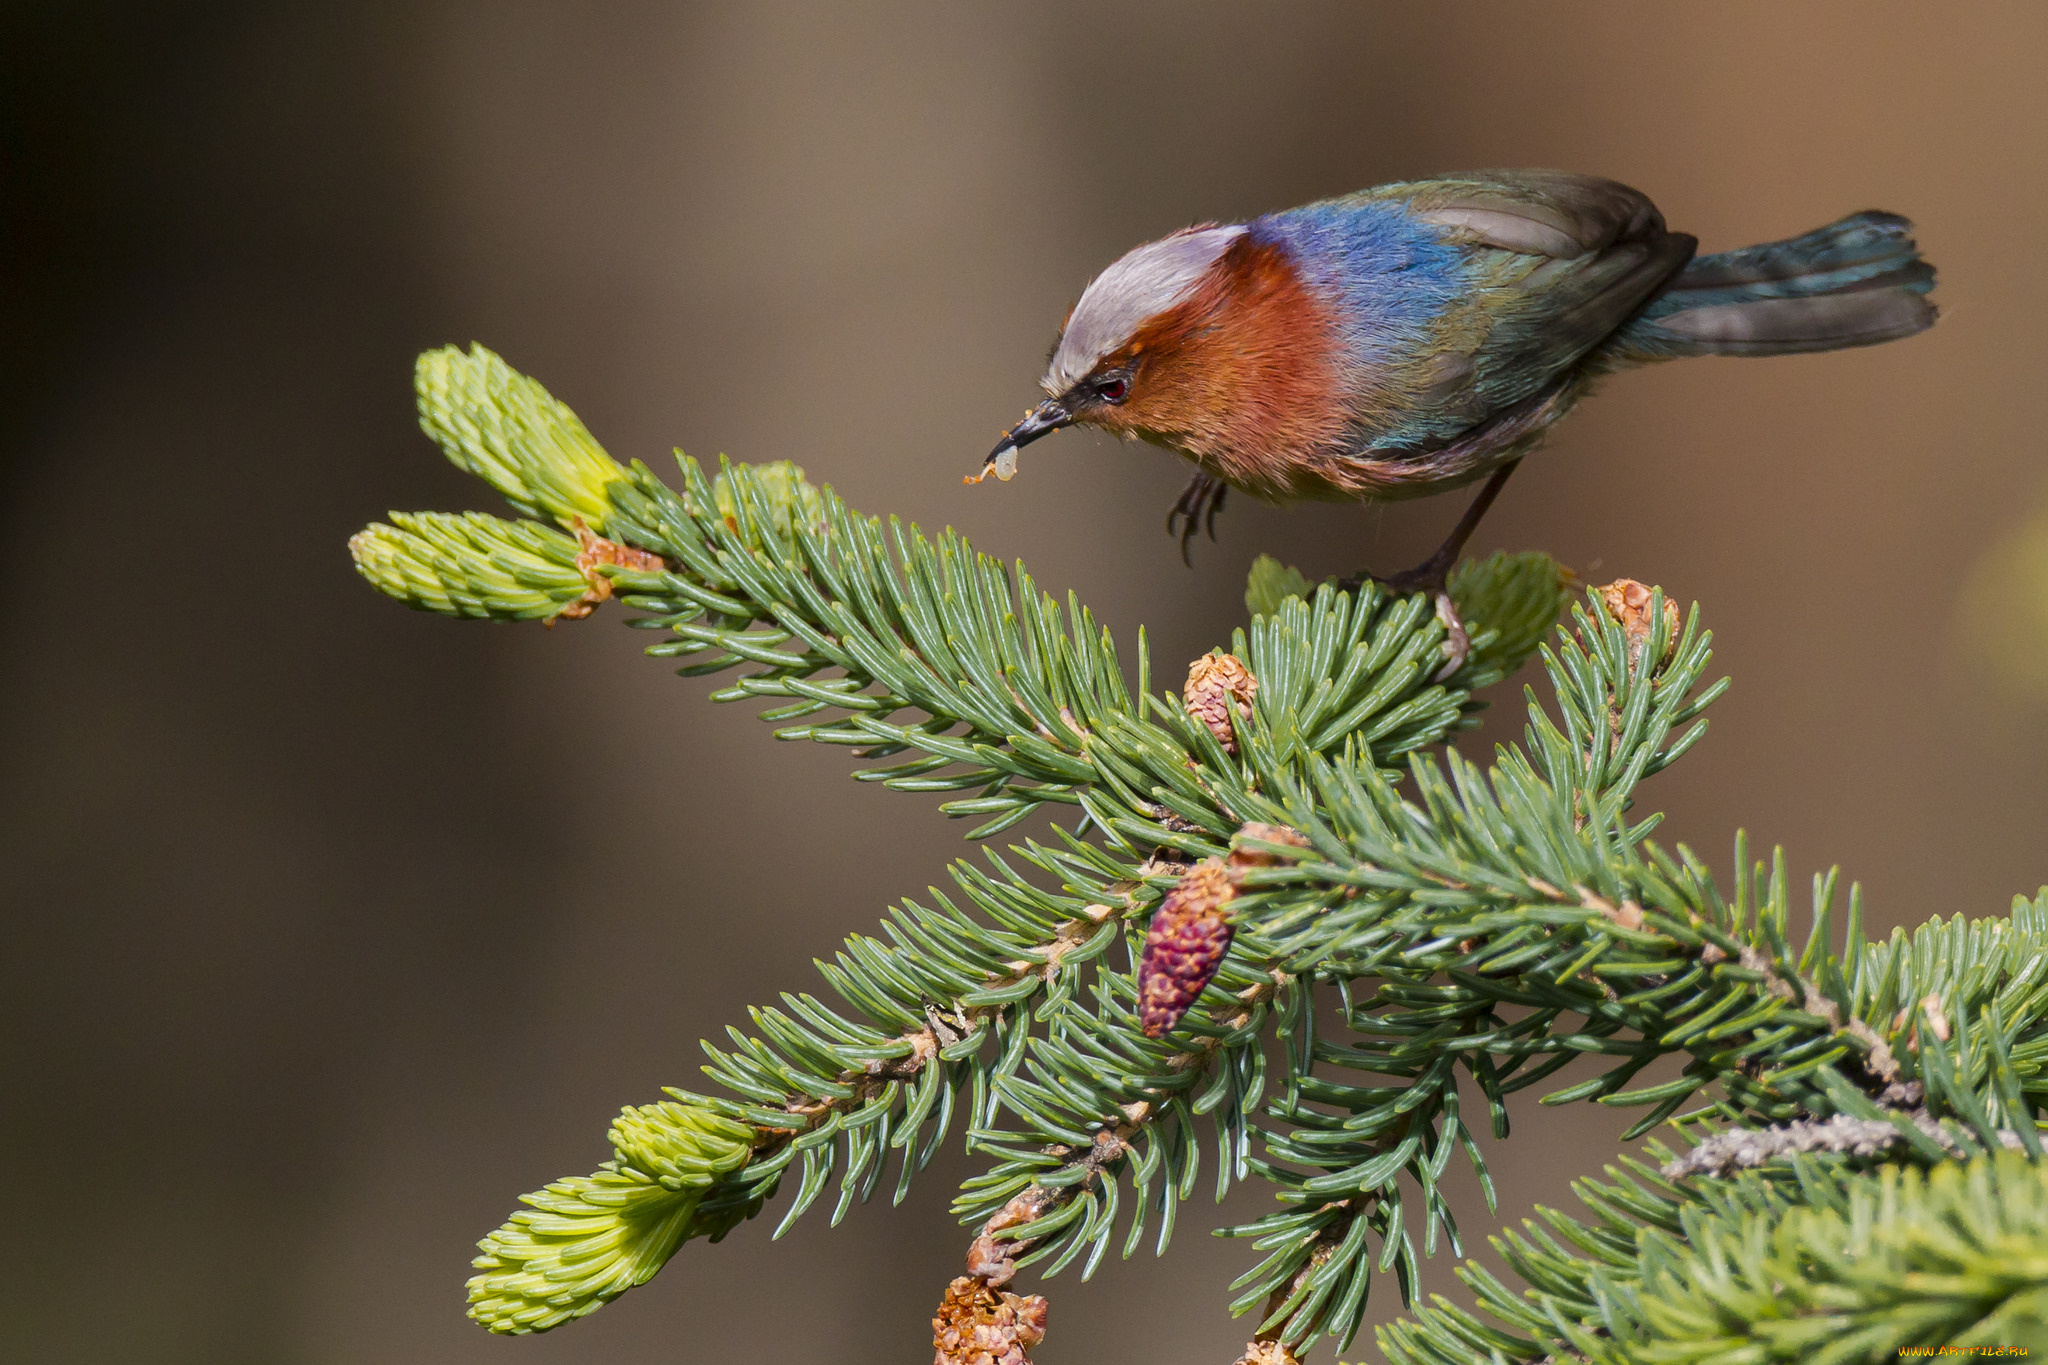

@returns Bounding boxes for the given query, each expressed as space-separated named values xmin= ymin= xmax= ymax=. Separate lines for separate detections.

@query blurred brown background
xmin=4 ymin=3 xmax=2046 ymax=1361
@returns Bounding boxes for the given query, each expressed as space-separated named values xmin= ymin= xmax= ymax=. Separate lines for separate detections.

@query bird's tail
xmin=1602 ymin=210 xmax=1936 ymax=363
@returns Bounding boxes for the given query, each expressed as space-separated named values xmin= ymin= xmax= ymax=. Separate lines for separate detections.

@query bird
xmin=971 ymin=169 xmax=1936 ymax=643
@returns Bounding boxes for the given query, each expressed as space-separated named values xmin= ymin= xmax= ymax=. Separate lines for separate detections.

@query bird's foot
xmin=1332 ymin=459 xmax=1523 ymax=681
xmin=1166 ymin=473 xmax=1228 ymax=565
xmin=1345 ymin=544 xmax=1458 ymax=599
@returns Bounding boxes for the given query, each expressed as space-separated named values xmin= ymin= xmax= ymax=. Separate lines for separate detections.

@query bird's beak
xmin=967 ymin=397 xmax=1075 ymax=484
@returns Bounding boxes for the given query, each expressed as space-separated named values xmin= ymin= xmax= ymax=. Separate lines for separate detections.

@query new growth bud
xmin=608 ymin=1098 xmax=755 ymax=1187
xmin=416 ymin=343 xmax=629 ymax=532
xmin=349 ymin=511 xmax=589 ymax=621
xmin=466 ymin=1097 xmax=760 ymax=1335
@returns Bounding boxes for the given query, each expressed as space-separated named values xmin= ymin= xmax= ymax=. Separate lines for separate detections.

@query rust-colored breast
xmin=1087 ymin=236 xmax=1352 ymax=499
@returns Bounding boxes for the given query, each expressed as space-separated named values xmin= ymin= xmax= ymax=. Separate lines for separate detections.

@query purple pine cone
xmin=1139 ymin=859 xmax=1237 ymax=1038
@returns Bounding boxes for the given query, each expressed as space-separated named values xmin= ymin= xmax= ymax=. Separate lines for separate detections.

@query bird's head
xmin=972 ymin=224 xmax=1253 ymax=483
xmin=972 ymin=221 xmax=1346 ymax=490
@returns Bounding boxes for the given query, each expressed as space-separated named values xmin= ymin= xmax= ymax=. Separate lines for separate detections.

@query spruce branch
xmin=351 ymin=345 xmax=2048 ymax=1360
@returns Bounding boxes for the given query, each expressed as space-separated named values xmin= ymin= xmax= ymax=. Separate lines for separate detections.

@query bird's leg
xmin=1166 ymin=472 xmax=1228 ymax=566
xmin=1339 ymin=459 xmax=1522 ymax=679
xmin=1368 ymin=459 xmax=1520 ymax=594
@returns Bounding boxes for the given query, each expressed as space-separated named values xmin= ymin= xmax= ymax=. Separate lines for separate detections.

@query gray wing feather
xmin=1408 ymin=169 xmax=1667 ymax=256
xmin=1400 ymin=171 xmax=1695 ymax=415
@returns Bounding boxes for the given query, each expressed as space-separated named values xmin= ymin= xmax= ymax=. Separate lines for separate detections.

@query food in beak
xmin=964 ymin=444 xmax=1020 ymax=485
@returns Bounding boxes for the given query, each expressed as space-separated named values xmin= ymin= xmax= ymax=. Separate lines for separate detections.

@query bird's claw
xmin=1430 ymin=589 xmax=1469 ymax=682
xmin=1166 ymin=473 xmax=1228 ymax=565
xmin=1334 ymin=460 xmax=1520 ymax=678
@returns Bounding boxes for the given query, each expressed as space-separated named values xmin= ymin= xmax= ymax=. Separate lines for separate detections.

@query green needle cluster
xmin=1382 ymin=1144 xmax=2048 ymax=1362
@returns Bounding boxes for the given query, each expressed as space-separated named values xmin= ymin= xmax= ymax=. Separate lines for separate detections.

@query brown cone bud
xmin=1185 ymin=651 xmax=1258 ymax=754
xmin=553 ymin=517 xmax=670 ymax=622
xmin=963 ymin=1186 xmax=1058 ymax=1287
xmin=1594 ymin=579 xmax=1679 ymax=671
xmin=1233 ymin=1342 xmax=1301 ymax=1365
xmin=933 ymin=1276 xmax=1048 ymax=1365
xmin=1139 ymin=858 xmax=1237 ymax=1038
xmin=1228 ymin=822 xmax=1311 ymax=871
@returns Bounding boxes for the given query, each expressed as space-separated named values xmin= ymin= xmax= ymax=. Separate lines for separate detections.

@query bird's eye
xmin=1098 ymin=377 xmax=1129 ymax=403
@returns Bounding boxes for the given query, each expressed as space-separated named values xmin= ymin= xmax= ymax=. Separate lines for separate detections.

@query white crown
xmin=1043 ymin=224 xmax=1246 ymax=394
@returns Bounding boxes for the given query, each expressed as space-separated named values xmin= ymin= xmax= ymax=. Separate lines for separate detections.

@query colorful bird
xmin=973 ymin=169 xmax=1935 ymax=631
